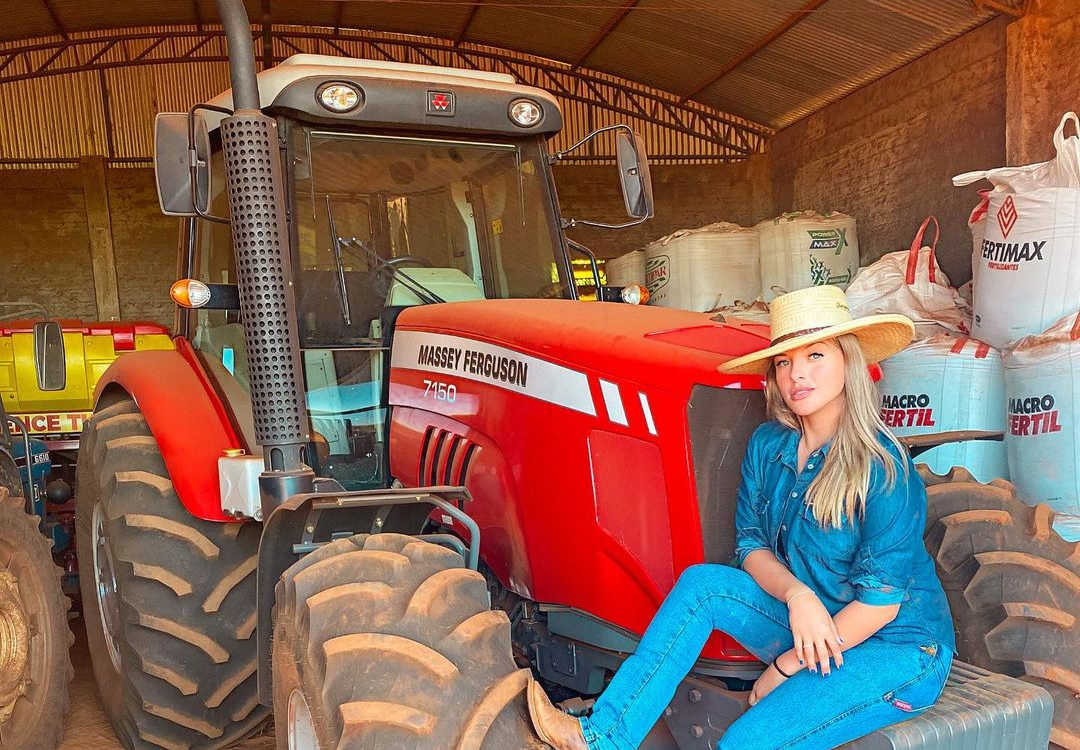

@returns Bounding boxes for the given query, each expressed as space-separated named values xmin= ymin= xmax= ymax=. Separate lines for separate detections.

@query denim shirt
xmin=734 ymin=421 xmax=955 ymax=650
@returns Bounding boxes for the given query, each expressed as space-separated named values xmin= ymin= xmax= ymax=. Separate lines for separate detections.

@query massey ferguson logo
xmin=997 ymin=195 xmax=1018 ymax=238
xmin=880 ymin=393 xmax=936 ymax=428
xmin=645 ymin=255 xmax=669 ymax=294
xmin=427 ymin=91 xmax=455 ymax=116
xmin=1009 ymin=394 xmax=1063 ymax=436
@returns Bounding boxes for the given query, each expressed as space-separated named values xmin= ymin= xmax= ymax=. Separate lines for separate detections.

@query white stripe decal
xmin=391 ymin=330 xmax=596 ymax=416
xmin=639 ymin=392 xmax=657 ymax=436
xmin=599 ymin=379 xmax=627 ymax=426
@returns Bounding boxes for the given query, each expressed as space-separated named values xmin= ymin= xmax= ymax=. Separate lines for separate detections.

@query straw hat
xmin=719 ymin=285 xmax=914 ymax=375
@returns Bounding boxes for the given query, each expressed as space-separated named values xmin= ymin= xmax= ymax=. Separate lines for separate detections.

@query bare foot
xmin=526 ymin=679 xmax=589 ymax=750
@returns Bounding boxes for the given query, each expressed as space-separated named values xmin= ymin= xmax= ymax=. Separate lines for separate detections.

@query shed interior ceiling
xmin=0 ymin=0 xmax=1006 ymax=130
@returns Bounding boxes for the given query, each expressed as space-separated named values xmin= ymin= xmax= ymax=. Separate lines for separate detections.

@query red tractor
xmin=76 ymin=2 xmax=1073 ymax=749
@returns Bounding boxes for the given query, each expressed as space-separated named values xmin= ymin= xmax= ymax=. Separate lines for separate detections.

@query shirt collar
xmin=773 ymin=424 xmax=832 ymax=471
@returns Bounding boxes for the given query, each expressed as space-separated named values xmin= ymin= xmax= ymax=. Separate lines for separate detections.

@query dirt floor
xmin=61 ymin=618 xmax=276 ymax=750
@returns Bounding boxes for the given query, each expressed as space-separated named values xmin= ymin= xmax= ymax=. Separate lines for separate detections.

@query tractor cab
xmin=158 ymin=54 xmax=652 ymax=493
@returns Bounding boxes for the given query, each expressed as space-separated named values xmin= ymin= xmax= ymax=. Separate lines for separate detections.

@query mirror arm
xmin=188 ymin=104 xmax=233 ymax=225
xmin=564 ymin=238 xmax=602 ymax=292
xmin=562 ymin=216 xmax=650 ymax=231
xmin=550 ymin=124 xmax=633 ymax=163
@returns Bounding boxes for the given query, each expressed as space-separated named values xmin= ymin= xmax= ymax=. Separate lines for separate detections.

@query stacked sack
xmin=954 ymin=112 xmax=1080 ymax=540
xmin=641 ymin=222 xmax=760 ymax=312
xmin=847 ymin=217 xmax=1007 ymax=483
xmin=756 ymin=211 xmax=859 ymax=301
xmin=606 ymin=211 xmax=861 ymax=314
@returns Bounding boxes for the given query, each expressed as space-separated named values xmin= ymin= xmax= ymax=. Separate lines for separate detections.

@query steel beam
xmin=455 ymin=0 xmax=483 ymax=45
xmin=571 ymin=0 xmax=640 ymax=70
xmin=39 ymin=0 xmax=68 ymax=40
xmin=0 ymin=26 xmax=771 ymax=158
xmin=680 ymin=0 xmax=830 ymax=103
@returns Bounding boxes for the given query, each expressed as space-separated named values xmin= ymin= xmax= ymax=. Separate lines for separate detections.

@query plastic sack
xmin=954 ymin=112 xmax=1080 ymax=348
xmin=879 ymin=334 xmax=1008 ymax=484
xmin=846 ymin=217 xmax=971 ymax=339
xmin=1003 ymin=311 xmax=1080 ymax=538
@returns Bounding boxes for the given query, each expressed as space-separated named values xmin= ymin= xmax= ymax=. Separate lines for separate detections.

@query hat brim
xmin=718 ymin=314 xmax=915 ymax=375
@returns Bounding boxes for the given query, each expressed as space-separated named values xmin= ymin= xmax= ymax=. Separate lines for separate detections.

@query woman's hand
xmin=786 ymin=588 xmax=844 ymax=675
xmin=748 ymin=663 xmax=787 ymax=707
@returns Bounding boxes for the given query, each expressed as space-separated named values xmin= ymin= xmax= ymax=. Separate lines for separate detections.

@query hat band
xmin=770 ymin=325 xmax=829 ymax=347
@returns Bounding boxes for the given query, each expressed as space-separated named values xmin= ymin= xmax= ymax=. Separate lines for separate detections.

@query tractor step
xmin=843 ymin=660 xmax=1053 ymax=750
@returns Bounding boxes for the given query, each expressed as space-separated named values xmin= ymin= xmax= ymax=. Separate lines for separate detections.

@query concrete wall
xmin=1007 ymin=0 xmax=1080 ymax=165
xmin=770 ymin=18 xmax=1010 ymax=286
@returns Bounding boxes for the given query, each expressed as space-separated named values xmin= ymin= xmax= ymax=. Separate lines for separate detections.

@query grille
xmin=687 ymin=386 xmax=766 ymax=564
xmin=418 ymin=427 xmax=477 ymax=486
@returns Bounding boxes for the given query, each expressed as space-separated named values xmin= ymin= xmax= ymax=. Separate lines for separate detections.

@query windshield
xmin=284 ymin=127 xmax=569 ymax=490
xmin=289 ymin=128 xmax=570 ymax=344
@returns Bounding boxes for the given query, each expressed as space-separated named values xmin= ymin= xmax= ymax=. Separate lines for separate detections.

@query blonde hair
xmin=765 ymin=334 xmax=906 ymax=528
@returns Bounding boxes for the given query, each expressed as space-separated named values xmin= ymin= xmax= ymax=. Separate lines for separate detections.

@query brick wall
xmin=770 ymin=18 xmax=1010 ymax=285
xmin=0 ymin=168 xmax=99 ymax=321
xmin=559 ymin=156 xmax=770 ymax=262
xmin=0 ymin=165 xmax=178 ymax=326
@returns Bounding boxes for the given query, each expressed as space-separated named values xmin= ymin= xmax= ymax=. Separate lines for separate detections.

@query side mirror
xmin=154 ymin=112 xmax=212 ymax=217
xmin=616 ymin=130 xmax=654 ymax=220
xmin=32 ymin=321 xmax=65 ymax=392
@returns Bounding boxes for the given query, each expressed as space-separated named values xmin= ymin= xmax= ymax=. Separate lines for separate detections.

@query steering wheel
xmin=382 ymin=255 xmax=434 ymax=270
xmin=374 ymin=255 xmax=435 ymax=299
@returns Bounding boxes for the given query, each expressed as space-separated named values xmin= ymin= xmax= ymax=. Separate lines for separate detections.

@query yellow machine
xmin=0 ymin=321 xmax=173 ymax=446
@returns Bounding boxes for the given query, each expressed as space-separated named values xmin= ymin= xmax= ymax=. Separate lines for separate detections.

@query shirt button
xmin=807 ymin=464 xmax=814 ymax=470
xmin=782 ymin=525 xmax=788 ymax=532
xmin=791 ymin=491 xmax=798 ymax=497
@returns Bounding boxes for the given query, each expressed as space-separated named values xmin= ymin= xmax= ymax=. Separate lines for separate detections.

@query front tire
xmin=75 ymin=398 xmax=268 ymax=749
xmin=922 ymin=467 xmax=1080 ymax=750
xmin=0 ymin=485 xmax=72 ymax=750
xmin=273 ymin=533 xmax=546 ymax=749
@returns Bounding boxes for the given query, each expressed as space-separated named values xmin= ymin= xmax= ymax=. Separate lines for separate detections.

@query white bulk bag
xmin=1003 ymin=311 xmax=1080 ymax=534
xmin=846 ymin=217 xmax=972 ymax=339
xmin=756 ymin=211 xmax=859 ymax=301
xmin=644 ymin=222 xmax=760 ymax=312
xmin=954 ymin=112 xmax=1080 ymax=348
xmin=606 ymin=250 xmax=646 ymax=287
xmin=879 ymin=334 xmax=1008 ymax=483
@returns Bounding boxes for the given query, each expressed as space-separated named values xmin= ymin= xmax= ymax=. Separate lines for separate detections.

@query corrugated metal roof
xmin=0 ymin=0 xmax=1004 ymax=149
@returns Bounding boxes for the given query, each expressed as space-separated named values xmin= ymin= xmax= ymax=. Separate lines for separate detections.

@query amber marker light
xmin=171 ymin=279 xmax=212 ymax=308
xmin=620 ymin=284 xmax=650 ymax=305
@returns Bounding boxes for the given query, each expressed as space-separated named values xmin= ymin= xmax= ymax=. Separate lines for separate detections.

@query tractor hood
xmin=392 ymin=299 xmax=770 ymax=396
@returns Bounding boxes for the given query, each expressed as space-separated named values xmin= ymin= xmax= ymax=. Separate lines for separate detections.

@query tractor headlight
xmin=318 ymin=83 xmax=362 ymax=113
xmin=508 ymin=99 xmax=543 ymax=128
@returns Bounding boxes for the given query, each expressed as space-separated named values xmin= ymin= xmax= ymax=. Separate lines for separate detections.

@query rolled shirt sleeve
xmin=734 ymin=426 xmax=771 ymax=568
xmin=850 ymin=449 xmax=924 ymax=606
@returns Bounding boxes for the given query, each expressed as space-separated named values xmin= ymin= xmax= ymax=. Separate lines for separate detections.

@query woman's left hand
xmin=748 ymin=663 xmax=788 ymax=707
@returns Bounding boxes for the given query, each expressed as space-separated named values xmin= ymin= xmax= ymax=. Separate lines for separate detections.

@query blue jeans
xmin=579 ymin=564 xmax=952 ymax=750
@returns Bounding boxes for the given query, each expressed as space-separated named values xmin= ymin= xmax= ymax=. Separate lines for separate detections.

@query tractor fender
xmin=93 ymin=338 xmax=245 ymax=522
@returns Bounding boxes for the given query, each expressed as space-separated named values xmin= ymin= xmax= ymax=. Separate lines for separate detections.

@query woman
xmin=528 ymin=285 xmax=955 ymax=750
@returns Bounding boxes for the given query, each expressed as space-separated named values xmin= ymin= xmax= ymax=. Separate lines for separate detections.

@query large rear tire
xmin=0 ymin=485 xmax=72 ymax=750
xmin=75 ymin=398 xmax=269 ymax=750
xmin=922 ymin=467 xmax=1080 ymax=750
xmin=273 ymin=532 xmax=546 ymax=750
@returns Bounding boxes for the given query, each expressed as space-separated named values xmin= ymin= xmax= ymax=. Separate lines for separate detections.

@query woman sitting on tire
xmin=528 ymin=285 xmax=956 ymax=750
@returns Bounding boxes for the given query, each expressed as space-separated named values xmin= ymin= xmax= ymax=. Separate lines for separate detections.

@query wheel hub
xmin=288 ymin=688 xmax=319 ymax=750
xmin=0 ymin=570 xmax=30 ymax=724
xmin=92 ymin=503 xmax=123 ymax=673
